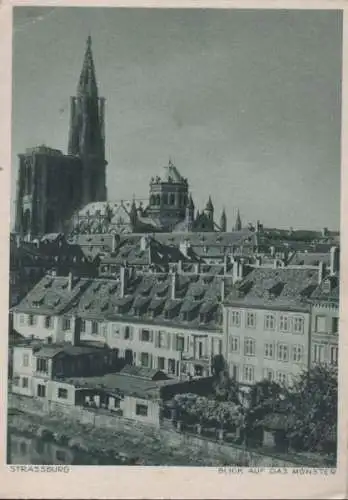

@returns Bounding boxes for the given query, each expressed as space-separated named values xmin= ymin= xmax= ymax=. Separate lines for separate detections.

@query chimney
xmin=72 ymin=316 xmax=81 ymax=346
xmin=194 ymin=262 xmax=200 ymax=274
xmin=330 ymin=246 xmax=340 ymax=275
xmin=140 ymin=235 xmax=149 ymax=252
xmin=120 ymin=265 xmax=128 ymax=298
xmin=171 ymin=270 xmax=177 ymax=300
xmin=318 ymin=261 xmax=326 ymax=284
xmin=179 ymin=240 xmax=190 ymax=257
xmin=220 ymin=278 xmax=225 ymax=302
xmin=270 ymin=246 xmax=275 ymax=257
xmin=68 ymin=272 xmax=73 ymax=291
xmin=233 ymin=260 xmax=243 ymax=284
xmin=112 ymin=234 xmax=117 ymax=253
xmin=177 ymin=260 xmax=182 ymax=274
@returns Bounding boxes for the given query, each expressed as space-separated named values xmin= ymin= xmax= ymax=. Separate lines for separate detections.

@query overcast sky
xmin=12 ymin=7 xmax=342 ymax=231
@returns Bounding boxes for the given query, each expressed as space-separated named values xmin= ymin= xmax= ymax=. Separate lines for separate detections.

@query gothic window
xmin=22 ymin=209 xmax=31 ymax=235
xmin=25 ymin=164 xmax=32 ymax=195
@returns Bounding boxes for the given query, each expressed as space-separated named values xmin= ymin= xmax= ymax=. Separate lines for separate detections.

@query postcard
xmin=0 ymin=1 xmax=347 ymax=498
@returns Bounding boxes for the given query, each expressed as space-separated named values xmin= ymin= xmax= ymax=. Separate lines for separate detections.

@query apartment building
xmin=223 ymin=266 xmax=320 ymax=387
xmin=309 ymin=274 xmax=339 ymax=368
xmin=11 ymin=264 xmax=234 ymax=379
xmin=223 ymin=246 xmax=340 ymax=386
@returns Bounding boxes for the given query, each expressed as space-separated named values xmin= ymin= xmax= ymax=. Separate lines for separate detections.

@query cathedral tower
xmin=68 ymin=36 xmax=107 ymax=205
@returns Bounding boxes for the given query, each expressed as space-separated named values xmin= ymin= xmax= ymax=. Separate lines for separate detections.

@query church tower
xmin=68 ymin=36 xmax=107 ymax=206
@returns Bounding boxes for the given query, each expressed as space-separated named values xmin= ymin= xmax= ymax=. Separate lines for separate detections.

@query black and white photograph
xmin=7 ymin=5 xmax=342 ymax=472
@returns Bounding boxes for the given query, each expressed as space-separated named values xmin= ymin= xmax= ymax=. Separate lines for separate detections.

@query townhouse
xmin=11 ymin=262 xmax=237 ymax=379
xmin=223 ymin=247 xmax=340 ymax=387
xmin=223 ymin=266 xmax=319 ymax=387
xmin=309 ymin=274 xmax=339 ymax=367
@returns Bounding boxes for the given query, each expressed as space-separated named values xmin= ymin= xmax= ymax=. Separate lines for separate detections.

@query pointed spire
xmin=235 ymin=209 xmax=242 ymax=231
xmin=205 ymin=196 xmax=214 ymax=212
xmin=78 ymin=35 xmax=98 ymax=97
xmin=220 ymin=207 xmax=227 ymax=232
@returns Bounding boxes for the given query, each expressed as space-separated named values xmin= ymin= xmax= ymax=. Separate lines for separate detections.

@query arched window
xmin=150 ymin=195 xmax=156 ymax=206
xmin=155 ymin=195 xmax=160 ymax=206
xmin=170 ymin=193 xmax=175 ymax=206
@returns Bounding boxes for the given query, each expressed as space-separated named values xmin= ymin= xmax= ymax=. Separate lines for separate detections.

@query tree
xmin=213 ymin=369 xmax=239 ymax=404
xmin=286 ymin=365 xmax=338 ymax=454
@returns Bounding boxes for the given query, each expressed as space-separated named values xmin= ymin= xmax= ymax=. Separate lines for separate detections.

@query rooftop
xmin=225 ymin=267 xmax=321 ymax=311
xmin=12 ymin=269 xmax=233 ymax=332
xmin=60 ymin=371 xmax=178 ymax=400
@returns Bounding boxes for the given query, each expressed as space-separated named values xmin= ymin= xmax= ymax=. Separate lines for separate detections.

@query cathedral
xmin=14 ymin=36 xmax=231 ymax=239
xmin=14 ymin=36 xmax=107 ymax=239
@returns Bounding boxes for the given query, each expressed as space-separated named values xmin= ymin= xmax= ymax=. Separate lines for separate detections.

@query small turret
xmin=129 ymin=198 xmax=138 ymax=228
xmin=220 ymin=208 xmax=227 ymax=232
xmin=235 ymin=209 xmax=242 ymax=231
xmin=204 ymin=196 xmax=214 ymax=221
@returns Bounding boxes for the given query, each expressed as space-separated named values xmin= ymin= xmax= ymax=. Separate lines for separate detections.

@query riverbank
xmin=8 ymin=394 xmax=335 ymax=467
xmin=8 ymin=409 xmax=247 ymax=466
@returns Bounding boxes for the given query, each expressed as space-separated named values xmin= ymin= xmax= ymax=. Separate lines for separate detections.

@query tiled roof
xmin=12 ymin=275 xmax=92 ymax=316
xmin=119 ymin=365 xmax=169 ymax=380
xmin=14 ymin=269 xmax=233 ymax=331
xmin=61 ymin=372 xmax=178 ymax=400
xmin=100 ymin=237 xmax=191 ymax=268
xmin=287 ymin=251 xmax=331 ymax=267
xmin=309 ymin=275 xmax=340 ymax=304
xmin=225 ymin=267 xmax=320 ymax=310
xmin=138 ymin=230 xmax=256 ymax=248
xmin=31 ymin=342 xmax=110 ymax=359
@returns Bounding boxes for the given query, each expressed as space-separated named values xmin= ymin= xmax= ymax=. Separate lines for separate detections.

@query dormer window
xmin=322 ymin=278 xmax=332 ymax=294
xmin=44 ymin=279 xmax=53 ymax=289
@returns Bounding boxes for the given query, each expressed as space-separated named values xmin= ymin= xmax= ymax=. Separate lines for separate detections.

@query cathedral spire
xmin=77 ymin=35 xmax=98 ymax=97
xmin=68 ymin=36 xmax=107 ymax=205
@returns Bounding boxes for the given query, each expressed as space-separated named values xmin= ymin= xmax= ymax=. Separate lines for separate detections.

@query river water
xmin=7 ymin=429 xmax=130 ymax=466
